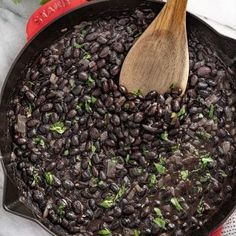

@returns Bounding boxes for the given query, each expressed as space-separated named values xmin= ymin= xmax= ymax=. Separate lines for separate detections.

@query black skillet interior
xmin=0 ymin=0 xmax=236 ymax=235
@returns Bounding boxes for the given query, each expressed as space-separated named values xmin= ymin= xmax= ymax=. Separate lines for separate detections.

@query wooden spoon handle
xmin=154 ymin=0 xmax=188 ymax=31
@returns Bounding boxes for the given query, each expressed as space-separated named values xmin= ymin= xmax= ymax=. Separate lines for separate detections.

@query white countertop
xmin=0 ymin=0 xmax=236 ymax=235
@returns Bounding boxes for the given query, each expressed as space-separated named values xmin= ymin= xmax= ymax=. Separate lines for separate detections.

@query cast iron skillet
xmin=0 ymin=0 xmax=236 ymax=235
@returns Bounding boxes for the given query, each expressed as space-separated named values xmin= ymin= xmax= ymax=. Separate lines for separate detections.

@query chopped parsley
xmin=200 ymin=153 xmax=214 ymax=168
xmin=153 ymin=217 xmax=166 ymax=230
xmin=153 ymin=207 xmax=166 ymax=229
xmin=171 ymin=144 xmax=180 ymax=152
xmin=57 ymin=203 xmax=65 ymax=218
xmin=74 ymin=43 xmax=86 ymax=49
xmin=132 ymin=89 xmax=143 ymax=96
xmin=91 ymin=144 xmax=97 ymax=154
xmin=125 ymin=154 xmax=130 ymax=163
xmin=197 ymin=130 xmax=212 ymax=140
xmin=44 ymin=172 xmax=54 ymax=185
xmin=114 ymin=185 xmax=126 ymax=201
xmin=154 ymin=163 xmax=166 ymax=175
xmin=123 ymin=102 xmax=130 ymax=110
xmin=63 ymin=150 xmax=69 ymax=156
xmin=83 ymin=52 xmax=92 ymax=60
xmin=133 ymin=229 xmax=140 ymax=236
xmin=200 ymin=173 xmax=211 ymax=183
xmin=86 ymin=75 xmax=95 ymax=86
xmin=197 ymin=198 xmax=205 ymax=214
xmin=100 ymin=185 xmax=126 ymax=209
xmin=26 ymin=103 xmax=33 ymax=117
xmin=80 ymin=29 xmax=87 ymax=38
xmin=82 ymin=96 xmax=97 ymax=112
xmin=148 ymin=174 xmax=157 ymax=187
xmin=32 ymin=168 xmax=40 ymax=186
xmin=33 ymin=137 xmax=45 ymax=147
xmin=169 ymin=83 xmax=175 ymax=90
xmin=170 ymin=197 xmax=184 ymax=212
xmin=160 ymin=131 xmax=169 ymax=141
xmin=208 ymin=104 xmax=215 ymax=119
xmin=180 ymin=170 xmax=189 ymax=181
xmin=127 ymin=26 xmax=133 ymax=34
xmin=69 ymin=79 xmax=75 ymax=88
xmin=100 ymin=197 xmax=114 ymax=209
xmin=177 ymin=106 xmax=186 ymax=119
xmin=98 ymin=228 xmax=112 ymax=236
xmin=49 ymin=121 xmax=66 ymax=134
xmin=134 ymin=32 xmax=142 ymax=38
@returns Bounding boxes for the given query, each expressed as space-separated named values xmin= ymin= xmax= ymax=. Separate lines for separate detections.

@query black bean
xmin=63 ymin=180 xmax=74 ymax=190
xmin=97 ymin=36 xmax=108 ymax=44
xmin=78 ymin=72 xmax=88 ymax=81
xmin=86 ymin=32 xmax=98 ymax=41
xmin=89 ymin=127 xmax=100 ymax=139
xmin=41 ymin=103 xmax=53 ymax=112
xmin=99 ymin=47 xmax=110 ymax=58
xmin=190 ymin=75 xmax=198 ymax=87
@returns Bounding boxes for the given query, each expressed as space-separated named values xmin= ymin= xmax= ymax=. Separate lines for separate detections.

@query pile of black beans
xmin=7 ymin=5 xmax=236 ymax=236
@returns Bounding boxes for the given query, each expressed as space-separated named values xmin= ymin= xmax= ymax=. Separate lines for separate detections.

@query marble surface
xmin=0 ymin=0 xmax=236 ymax=236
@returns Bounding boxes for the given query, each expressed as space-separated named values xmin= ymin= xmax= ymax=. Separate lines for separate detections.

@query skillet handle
xmin=210 ymin=226 xmax=223 ymax=236
xmin=26 ymin=0 xmax=89 ymax=41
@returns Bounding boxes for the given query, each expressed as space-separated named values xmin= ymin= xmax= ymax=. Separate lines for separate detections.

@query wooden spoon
xmin=120 ymin=0 xmax=189 ymax=95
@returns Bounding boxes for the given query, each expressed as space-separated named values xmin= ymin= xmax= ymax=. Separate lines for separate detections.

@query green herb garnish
xmin=86 ymin=75 xmax=95 ymax=86
xmin=114 ymin=185 xmax=126 ymax=201
xmin=171 ymin=144 xmax=180 ymax=152
xmin=148 ymin=174 xmax=157 ymax=187
xmin=169 ymin=83 xmax=175 ymax=89
xmin=33 ymin=137 xmax=45 ymax=147
xmin=125 ymin=154 xmax=130 ymax=163
xmin=134 ymin=32 xmax=142 ymax=38
xmin=160 ymin=131 xmax=169 ymax=141
xmin=197 ymin=130 xmax=212 ymax=140
xmin=44 ymin=172 xmax=54 ymax=185
xmin=127 ymin=26 xmax=133 ymax=34
xmin=154 ymin=207 xmax=162 ymax=216
xmin=91 ymin=145 xmax=97 ymax=154
xmin=83 ymin=52 xmax=92 ymax=60
xmin=57 ymin=203 xmax=65 ymax=218
xmin=133 ymin=229 xmax=140 ymax=236
xmin=170 ymin=197 xmax=184 ymax=212
xmin=80 ymin=29 xmax=87 ymax=38
xmin=153 ymin=207 xmax=166 ymax=229
xmin=83 ymin=96 xmax=97 ymax=112
xmin=200 ymin=173 xmax=211 ymax=183
xmin=100 ymin=197 xmax=114 ymax=209
xmin=123 ymin=102 xmax=129 ymax=110
xmin=180 ymin=170 xmax=189 ymax=181
xmin=32 ymin=168 xmax=40 ymax=186
xmin=177 ymin=106 xmax=186 ymax=118
xmin=154 ymin=163 xmax=166 ymax=175
xmin=153 ymin=217 xmax=166 ymax=229
xmin=74 ymin=43 xmax=86 ymax=49
xmin=69 ymin=79 xmax=75 ymax=88
xmin=26 ymin=103 xmax=33 ymax=117
xmin=98 ymin=228 xmax=112 ymax=236
xmin=49 ymin=121 xmax=66 ymax=134
xmin=200 ymin=153 xmax=214 ymax=168
xmin=64 ymin=150 xmax=69 ymax=156
xmin=208 ymin=104 xmax=215 ymax=119
xmin=132 ymin=89 xmax=143 ymax=96
xmin=100 ymin=185 xmax=126 ymax=209
xmin=197 ymin=198 xmax=205 ymax=214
